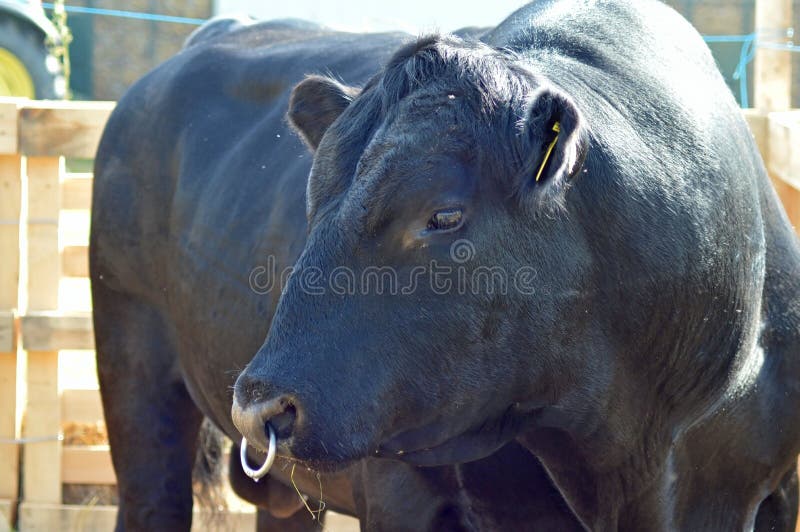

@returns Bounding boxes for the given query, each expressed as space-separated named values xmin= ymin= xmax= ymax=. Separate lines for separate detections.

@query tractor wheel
xmin=0 ymin=15 xmax=64 ymax=99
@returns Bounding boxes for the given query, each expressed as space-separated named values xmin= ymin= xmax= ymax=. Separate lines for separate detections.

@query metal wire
xmin=41 ymin=3 xmax=206 ymax=26
xmin=0 ymin=434 xmax=64 ymax=444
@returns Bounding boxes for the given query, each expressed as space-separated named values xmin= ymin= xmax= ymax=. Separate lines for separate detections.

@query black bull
xmin=91 ymin=0 xmax=800 ymax=530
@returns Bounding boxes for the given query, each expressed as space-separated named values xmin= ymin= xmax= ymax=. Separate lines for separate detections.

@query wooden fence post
xmin=754 ymin=0 xmax=792 ymax=112
xmin=22 ymin=156 xmax=62 ymax=508
xmin=0 ymin=99 xmax=22 ymax=527
xmin=752 ymin=0 xmax=800 ymax=232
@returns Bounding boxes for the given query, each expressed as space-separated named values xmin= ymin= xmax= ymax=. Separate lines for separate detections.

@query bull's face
xmin=232 ymin=37 xmax=591 ymax=470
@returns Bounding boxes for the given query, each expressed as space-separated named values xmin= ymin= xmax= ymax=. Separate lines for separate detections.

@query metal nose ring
xmin=240 ymin=424 xmax=276 ymax=481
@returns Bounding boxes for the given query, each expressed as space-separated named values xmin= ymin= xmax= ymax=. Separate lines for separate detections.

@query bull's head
xmin=232 ymin=35 xmax=594 ymax=470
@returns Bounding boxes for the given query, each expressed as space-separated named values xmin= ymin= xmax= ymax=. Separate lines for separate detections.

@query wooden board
xmin=767 ymin=112 xmax=800 ymax=190
xmin=0 ymin=344 xmax=18 ymax=502
xmin=21 ymin=312 xmax=94 ymax=351
xmin=0 ymin=99 xmax=22 ymax=155
xmin=0 ymin=152 xmax=21 ymax=507
xmin=0 ymin=498 xmax=13 ymax=532
xmin=26 ymin=156 xmax=61 ymax=311
xmin=0 ymin=311 xmax=13 ymax=355
xmin=17 ymin=101 xmax=114 ymax=159
xmin=19 ymin=502 xmax=116 ymax=531
xmin=754 ymin=0 xmax=792 ymax=111
xmin=17 ymin=504 xmax=357 ymax=532
xmin=61 ymin=245 xmax=88 ymax=278
xmin=22 ymin=351 xmax=61 ymax=504
xmin=60 ymin=173 xmax=93 ymax=211
xmin=23 ymin=156 xmax=62 ymax=504
xmin=742 ymin=109 xmax=769 ymax=160
xmin=61 ymin=389 xmax=103 ymax=425
xmin=62 ymin=446 xmax=115 ymax=485
xmin=772 ymin=175 xmax=800 ymax=232
xmin=18 ymin=503 xmax=259 ymax=532
xmin=767 ymin=112 xmax=792 ymax=182
xmin=0 ymin=155 xmax=21 ymax=311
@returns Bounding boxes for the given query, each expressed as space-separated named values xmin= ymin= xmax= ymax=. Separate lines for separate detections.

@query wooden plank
xmin=22 ymin=350 xmax=61 ymax=504
xmin=784 ymin=184 xmax=800 ymax=230
xmin=61 ymin=173 xmax=93 ymax=211
xmin=0 ymin=155 xmax=22 ymax=310
xmin=23 ymin=156 xmax=62 ymax=505
xmin=326 ymin=512 xmax=361 ymax=532
xmin=754 ymin=0 xmax=792 ymax=111
xmin=61 ymin=245 xmax=88 ymax=278
xmin=190 ymin=511 xmax=257 ymax=532
xmin=19 ymin=503 xmax=260 ymax=532
xmin=0 ymin=99 xmax=22 ymax=155
xmin=26 ymin=157 xmax=61 ymax=310
xmin=772 ymin=175 xmax=800 ymax=233
xmin=21 ymin=312 xmax=94 ymax=351
xmin=761 ymin=111 xmax=800 ymax=234
xmin=0 ymin=312 xmax=16 ymax=504
xmin=767 ymin=112 xmax=792 ymax=182
xmin=19 ymin=502 xmax=116 ymax=532
xmin=62 ymin=446 xmax=115 ymax=485
xmin=0 ymin=311 xmax=13 ymax=356
xmin=17 ymin=101 xmax=114 ymax=159
xmin=0 ymin=498 xmax=13 ymax=532
xmin=766 ymin=112 xmax=800 ymax=190
xmin=742 ymin=109 xmax=769 ymax=161
xmin=61 ymin=389 xmax=103 ymax=424
xmin=0 ymin=152 xmax=20 ymax=508
xmin=0 ymin=322 xmax=18 ymax=502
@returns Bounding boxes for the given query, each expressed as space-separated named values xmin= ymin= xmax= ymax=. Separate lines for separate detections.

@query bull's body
xmin=93 ymin=1 xmax=800 ymax=530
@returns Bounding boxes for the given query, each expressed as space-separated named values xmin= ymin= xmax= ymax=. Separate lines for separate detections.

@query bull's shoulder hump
xmin=184 ymin=16 xmax=331 ymax=49
xmin=184 ymin=14 xmax=256 ymax=48
xmin=485 ymin=0 xmax=709 ymax=71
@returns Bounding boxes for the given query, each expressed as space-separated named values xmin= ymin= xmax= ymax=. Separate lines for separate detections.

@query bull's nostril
xmin=231 ymin=387 xmax=300 ymax=451
xmin=269 ymin=402 xmax=297 ymax=439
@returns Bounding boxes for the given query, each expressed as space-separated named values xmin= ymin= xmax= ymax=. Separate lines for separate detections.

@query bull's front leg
xmin=94 ymin=284 xmax=203 ymax=531
xmin=755 ymin=465 xmax=799 ymax=532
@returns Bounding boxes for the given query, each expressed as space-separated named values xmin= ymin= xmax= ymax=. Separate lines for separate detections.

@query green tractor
xmin=0 ymin=0 xmax=65 ymax=98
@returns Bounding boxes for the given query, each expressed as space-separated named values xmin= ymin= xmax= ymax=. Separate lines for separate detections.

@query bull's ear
xmin=517 ymin=87 xmax=588 ymax=199
xmin=288 ymin=75 xmax=360 ymax=150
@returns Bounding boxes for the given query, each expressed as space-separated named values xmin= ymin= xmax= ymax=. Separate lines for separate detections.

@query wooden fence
xmin=0 ymin=98 xmax=115 ymax=531
xmin=0 ymin=98 xmax=256 ymax=530
xmin=0 ymin=99 xmax=799 ymax=530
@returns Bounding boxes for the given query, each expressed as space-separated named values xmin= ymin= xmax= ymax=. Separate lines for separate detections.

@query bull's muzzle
xmin=231 ymin=374 xmax=299 ymax=480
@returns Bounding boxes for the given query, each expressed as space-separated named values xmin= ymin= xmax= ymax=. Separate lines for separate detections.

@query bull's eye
xmin=427 ymin=208 xmax=463 ymax=231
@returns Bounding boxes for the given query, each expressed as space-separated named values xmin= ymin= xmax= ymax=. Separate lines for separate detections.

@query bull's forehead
xmin=335 ymin=92 xmax=475 ymax=233
xmin=381 ymin=91 xmax=466 ymax=143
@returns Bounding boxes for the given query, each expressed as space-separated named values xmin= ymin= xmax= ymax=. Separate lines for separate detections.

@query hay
xmin=61 ymin=421 xmax=108 ymax=446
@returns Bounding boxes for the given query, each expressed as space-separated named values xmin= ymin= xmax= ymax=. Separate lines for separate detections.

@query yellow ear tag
xmin=535 ymin=121 xmax=561 ymax=182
